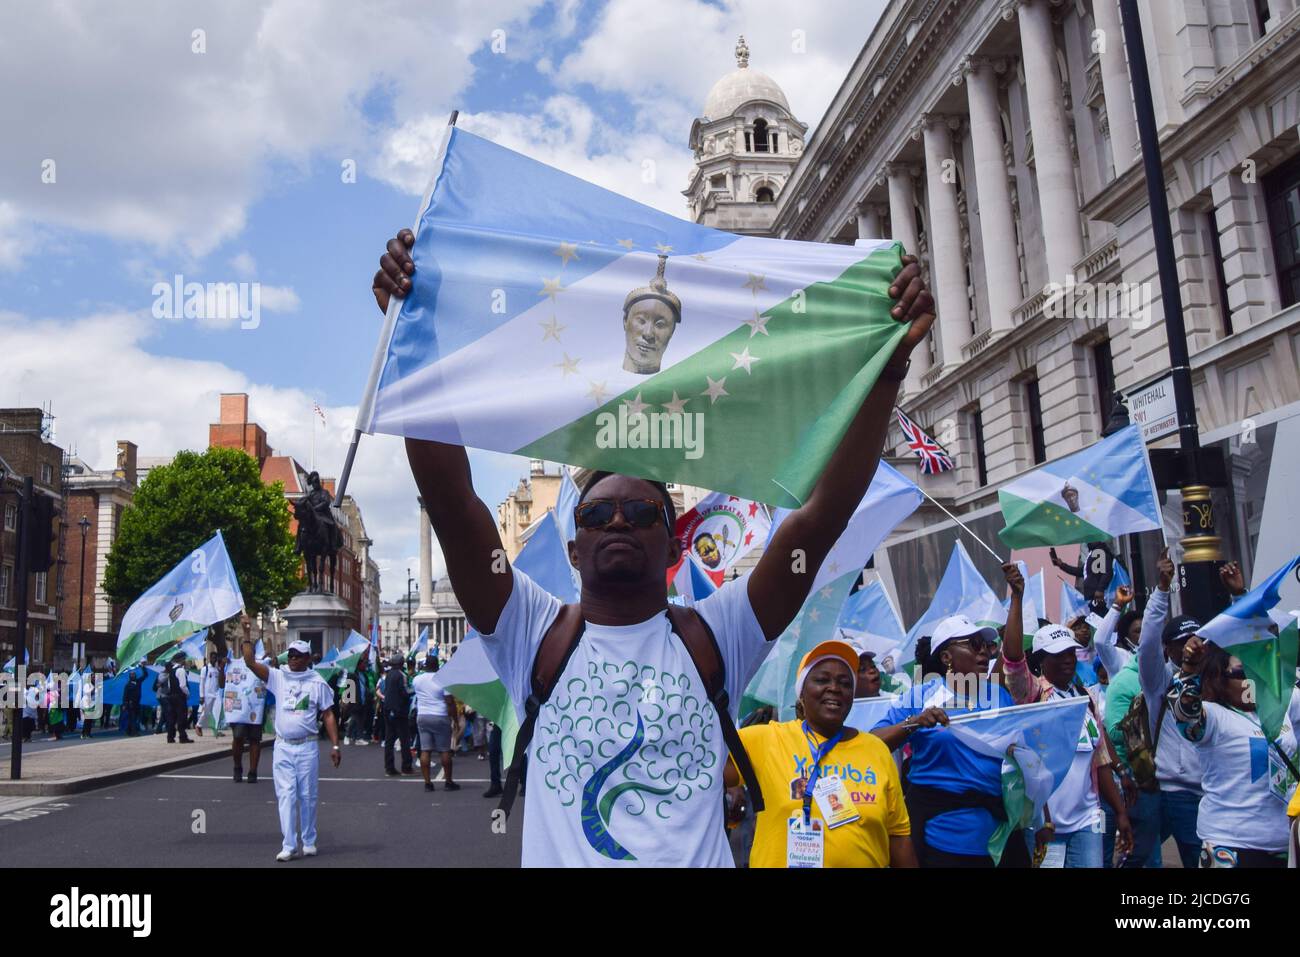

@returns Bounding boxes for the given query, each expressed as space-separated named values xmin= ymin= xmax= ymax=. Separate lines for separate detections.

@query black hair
xmin=1196 ymin=644 xmax=1234 ymax=705
xmin=915 ymin=635 xmax=943 ymax=677
xmin=579 ymin=470 xmax=676 ymax=529
xmin=1116 ymin=610 xmax=1141 ymax=652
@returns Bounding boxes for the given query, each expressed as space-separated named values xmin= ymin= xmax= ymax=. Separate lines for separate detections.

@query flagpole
xmin=916 ymin=486 xmax=1005 ymax=564
xmin=333 ymin=108 xmax=460 ymax=508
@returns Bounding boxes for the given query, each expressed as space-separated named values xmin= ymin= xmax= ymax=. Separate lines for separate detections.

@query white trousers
xmin=272 ymin=739 xmax=319 ymax=853
xmin=199 ymin=694 xmax=220 ymax=729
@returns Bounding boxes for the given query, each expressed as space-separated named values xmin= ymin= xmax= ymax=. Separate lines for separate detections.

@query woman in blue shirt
xmin=873 ymin=563 xmax=1036 ymax=866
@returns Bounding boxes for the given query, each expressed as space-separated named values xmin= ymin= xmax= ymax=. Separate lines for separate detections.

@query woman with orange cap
xmin=724 ymin=639 xmax=915 ymax=867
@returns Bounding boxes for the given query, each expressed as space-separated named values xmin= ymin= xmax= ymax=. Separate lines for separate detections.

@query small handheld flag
xmin=894 ymin=407 xmax=954 ymax=475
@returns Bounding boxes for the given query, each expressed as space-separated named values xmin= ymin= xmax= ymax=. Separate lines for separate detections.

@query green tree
xmin=103 ymin=447 xmax=302 ymax=620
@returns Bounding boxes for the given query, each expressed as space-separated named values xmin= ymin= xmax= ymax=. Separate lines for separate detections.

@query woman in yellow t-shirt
xmin=725 ymin=639 xmax=916 ymax=868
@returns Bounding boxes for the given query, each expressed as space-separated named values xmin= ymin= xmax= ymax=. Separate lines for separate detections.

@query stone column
xmin=1091 ymin=0 xmax=1138 ymax=175
xmin=960 ymin=56 xmax=1019 ymax=335
xmin=920 ymin=113 xmax=972 ymax=369
xmin=884 ymin=162 xmax=930 ymax=393
xmin=1014 ymin=0 xmax=1085 ymax=280
xmin=856 ymin=202 xmax=885 ymax=240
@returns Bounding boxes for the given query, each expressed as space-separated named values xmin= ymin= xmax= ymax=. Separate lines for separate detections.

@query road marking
xmin=0 ymin=799 xmax=72 ymax=823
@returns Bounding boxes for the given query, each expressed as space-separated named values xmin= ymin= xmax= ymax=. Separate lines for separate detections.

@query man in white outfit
xmin=241 ymin=639 xmax=341 ymax=861
xmin=197 ymin=652 xmax=224 ymax=737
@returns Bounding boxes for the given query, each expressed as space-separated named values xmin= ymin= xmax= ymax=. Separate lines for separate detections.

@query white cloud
xmin=0 ymin=307 xmax=533 ymax=603
xmin=374 ymin=95 xmax=698 ymax=217
xmin=230 ymin=252 xmax=257 ymax=277
xmin=0 ymin=0 xmax=546 ymax=261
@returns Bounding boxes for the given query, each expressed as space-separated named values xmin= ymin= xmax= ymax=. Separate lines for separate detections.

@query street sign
xmin=1128 ymin=374 xmax=1178 ymax=443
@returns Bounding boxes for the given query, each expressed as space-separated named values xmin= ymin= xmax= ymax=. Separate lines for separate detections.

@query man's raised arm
xmin=747 ymin=257 xmax=934 ymax=640
xmin=374 ymin=228 xmax=514 ymax=635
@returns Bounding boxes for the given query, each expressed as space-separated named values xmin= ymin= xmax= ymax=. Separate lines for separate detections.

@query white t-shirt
xmin=481 ymin=567 xmax=771 ymax=867
xmin=223 ymin=659 xmax=268 ymax=725
xmin=265 ymin=667 xmax=334 ymax=741
xmin=1047 ymin=686 xmax=1106 ymax=834
xmin=200 ymin=664 xmax=220 ymax=698
xmin=412 ymin=672 xmax=449 ymax=717
xmin=1191 ymin=690 xmax=1300 ymax=852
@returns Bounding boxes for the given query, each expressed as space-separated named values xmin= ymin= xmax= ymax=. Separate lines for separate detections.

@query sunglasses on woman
xmin=574 ymin=498 xmax=670 ymax=532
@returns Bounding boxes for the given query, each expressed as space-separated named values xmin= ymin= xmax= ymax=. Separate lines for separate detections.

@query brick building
xmin=60 ymin=440 xmax=139 ymax=664
xmin=0 ymin=408 xmax=65 ymax=667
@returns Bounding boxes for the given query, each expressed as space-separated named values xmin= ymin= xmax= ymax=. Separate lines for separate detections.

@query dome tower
xmin=685 ymin=36 xmax=807 ymax=234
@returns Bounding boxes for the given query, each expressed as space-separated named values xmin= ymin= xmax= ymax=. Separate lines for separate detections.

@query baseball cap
xmin=930 ymin=615 xmax=999 ymax=654
xmin=287 ymin=640 xmax=311 ymax=656
xmin=1032 ymin=624 xmax=1078 ymax=656
xmin=1162 ymin=615 xmax=1201 ymax=644
xmin=793 ymin=640 xmax=859 ymax=699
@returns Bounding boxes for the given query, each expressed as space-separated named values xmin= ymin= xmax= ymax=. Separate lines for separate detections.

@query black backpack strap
xmin=666 ymin=606 xmax=765 ymax=814
xmin=497 ymin=603 xmax=585 ymax=819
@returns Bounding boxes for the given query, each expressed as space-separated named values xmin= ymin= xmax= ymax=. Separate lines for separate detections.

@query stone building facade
xmin=690 ymin=1 xmax=1300 ymax=619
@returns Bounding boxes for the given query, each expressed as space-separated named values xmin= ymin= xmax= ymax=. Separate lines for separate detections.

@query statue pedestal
xmin=279 ymin=592 xmax=352 ymax=659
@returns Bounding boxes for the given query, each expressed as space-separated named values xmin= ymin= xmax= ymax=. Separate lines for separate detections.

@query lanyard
xmin=801 ymin=721 xmax=843 ymax=824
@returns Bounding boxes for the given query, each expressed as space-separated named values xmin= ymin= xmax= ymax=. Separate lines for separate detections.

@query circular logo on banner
xmin=679 ymin=503 xmax=749 ymax=572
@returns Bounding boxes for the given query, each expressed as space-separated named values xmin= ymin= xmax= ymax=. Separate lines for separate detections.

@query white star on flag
xmin=819 ymin=586 xmax=834 ymax=600
xmin=808 ymin=608 xmax=821 ymax=622
xmin=539 ymin=316 xmax=565 ymax=342
xmin=553 ymin=242 xmax=579 ymax=266
xmin=662 ymin=392 xmax=689 ymax=414
xmin=554 ymin=354 xmax=581 ymax=377
xmin=586 ymin=381 xmax=611 ymax=404
xmin=692 ymin=253 xmax=710 ymax=262
xmin=743 ymin=273 xmax=766 ymax=294
xmin=742 ymin=312 xmax=770 ymax=337
xmin=539 ymin=277 xmax=564 ymax=299
xmin=655 ymin=242 xmax=673 ymax=254
xmin=730 ymin=347 xmax=760 ymax=373
xmin=701 ymin=376 xmax=729 ymax=404
xmin=623 ymin=392 xmax=649 ymax=416
xmin=616 ymin=238 xmax=635 ymax=249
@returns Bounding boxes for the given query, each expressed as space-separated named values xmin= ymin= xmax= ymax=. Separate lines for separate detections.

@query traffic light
xmin=24 ymin=492 xmax=58 ymax=573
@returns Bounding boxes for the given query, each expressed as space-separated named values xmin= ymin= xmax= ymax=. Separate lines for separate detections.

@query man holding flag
xmin=370 ymin=225 xmax=934 ymax=867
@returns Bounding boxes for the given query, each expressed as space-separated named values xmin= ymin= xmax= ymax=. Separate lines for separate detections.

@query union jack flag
xmin=895 ymin=407 xmax=954 ymax=475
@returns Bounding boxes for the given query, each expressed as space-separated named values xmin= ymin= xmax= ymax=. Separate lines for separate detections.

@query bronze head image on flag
xmin=1060 ymin=481 xmax=1081 ymax=513
xmin=622 ymin=254 xmax=681 ymax=374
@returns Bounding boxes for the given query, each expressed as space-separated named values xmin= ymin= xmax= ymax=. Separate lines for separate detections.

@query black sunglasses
xmin=1226 ymin=667 xmax=1247 ymax=681
xmin=575 ymin=498 xmax=670 ymax=531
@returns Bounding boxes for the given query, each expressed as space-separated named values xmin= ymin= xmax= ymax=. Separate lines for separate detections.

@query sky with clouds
xmin=0 ymin=0 xmax=883 ymax=601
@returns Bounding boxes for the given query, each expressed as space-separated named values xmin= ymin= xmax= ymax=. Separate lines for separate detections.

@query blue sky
xmin=0 ymin=0 xmax=880 ymax=599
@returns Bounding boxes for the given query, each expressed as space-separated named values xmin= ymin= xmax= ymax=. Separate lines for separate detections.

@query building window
xmin=3 ymin=503 xmax=14 ymax=531
xmin=0 ymin=564 xmax=10 ymax=607
xmin=1025 ymin=377 xmax=1047 ymax=464
xmin=755 ymin=186 xmax=774 ymax=203
xmin=35 ymin=571 xmax=47 ymax=604
xmin=1093 ymin=339 xmax=1115 ymax=428
xmin=970 ymin=408 xmax=988 ymax=488
xmin=1253 ymin=0 xmax=1274 ymax=37
xmin=753 ymin=118 xmax=769 ymax=153
xmin=1263 ymin=153 xmax=1300 ymax=308
xmin=41 ymin=463 xmax=53 ymax=484
xmin=1205 ymin=212 xmax=1234 ymax=336
xmin=32 ymin=625 xmax=44 ymax=662
xmin=709 ymin=174 xmax=726 ymax=192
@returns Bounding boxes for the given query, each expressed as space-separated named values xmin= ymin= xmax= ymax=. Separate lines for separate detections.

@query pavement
xmin=0 ymin=741 xmax=522 ymax=866
xmin=0 ymin=729 xmax=243 ymax=796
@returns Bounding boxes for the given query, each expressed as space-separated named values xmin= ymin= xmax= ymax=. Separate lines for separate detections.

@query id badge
xmin=812 ymin=774 xmax=860 ymax=829
xmin=786 ymin=816 xmax=825 ymax=868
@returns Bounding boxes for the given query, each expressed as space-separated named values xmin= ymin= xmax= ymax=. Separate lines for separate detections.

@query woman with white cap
xmin=871 ymin=563 xmax=1037 ymax=867
xmin=1028 ymin=623 xmax=1133 ymax=867
xmin=242 ymin=639 xmax=341 ymax=861
xmin=724 ymin=639 xmax=914 ymax=868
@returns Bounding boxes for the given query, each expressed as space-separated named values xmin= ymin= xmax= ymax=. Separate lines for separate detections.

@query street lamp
xmin=76 ymin=516 xmax=91 ymax=638
xmin=406 ymin=567 xmax=415 ymax=651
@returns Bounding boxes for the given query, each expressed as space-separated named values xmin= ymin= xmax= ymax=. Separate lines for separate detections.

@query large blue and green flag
xmin=997 ymin=424 xmax=1161 ymax=548
xmin=359 ymin=127 xmax=909 ymax=507
xmin=1197 ymin=552 xmax=1300 ymax=741
xmin=947 ymin=696 xmax=1090 ymax=864
xmin=114 ymin=531 xmax=245 ymax=667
